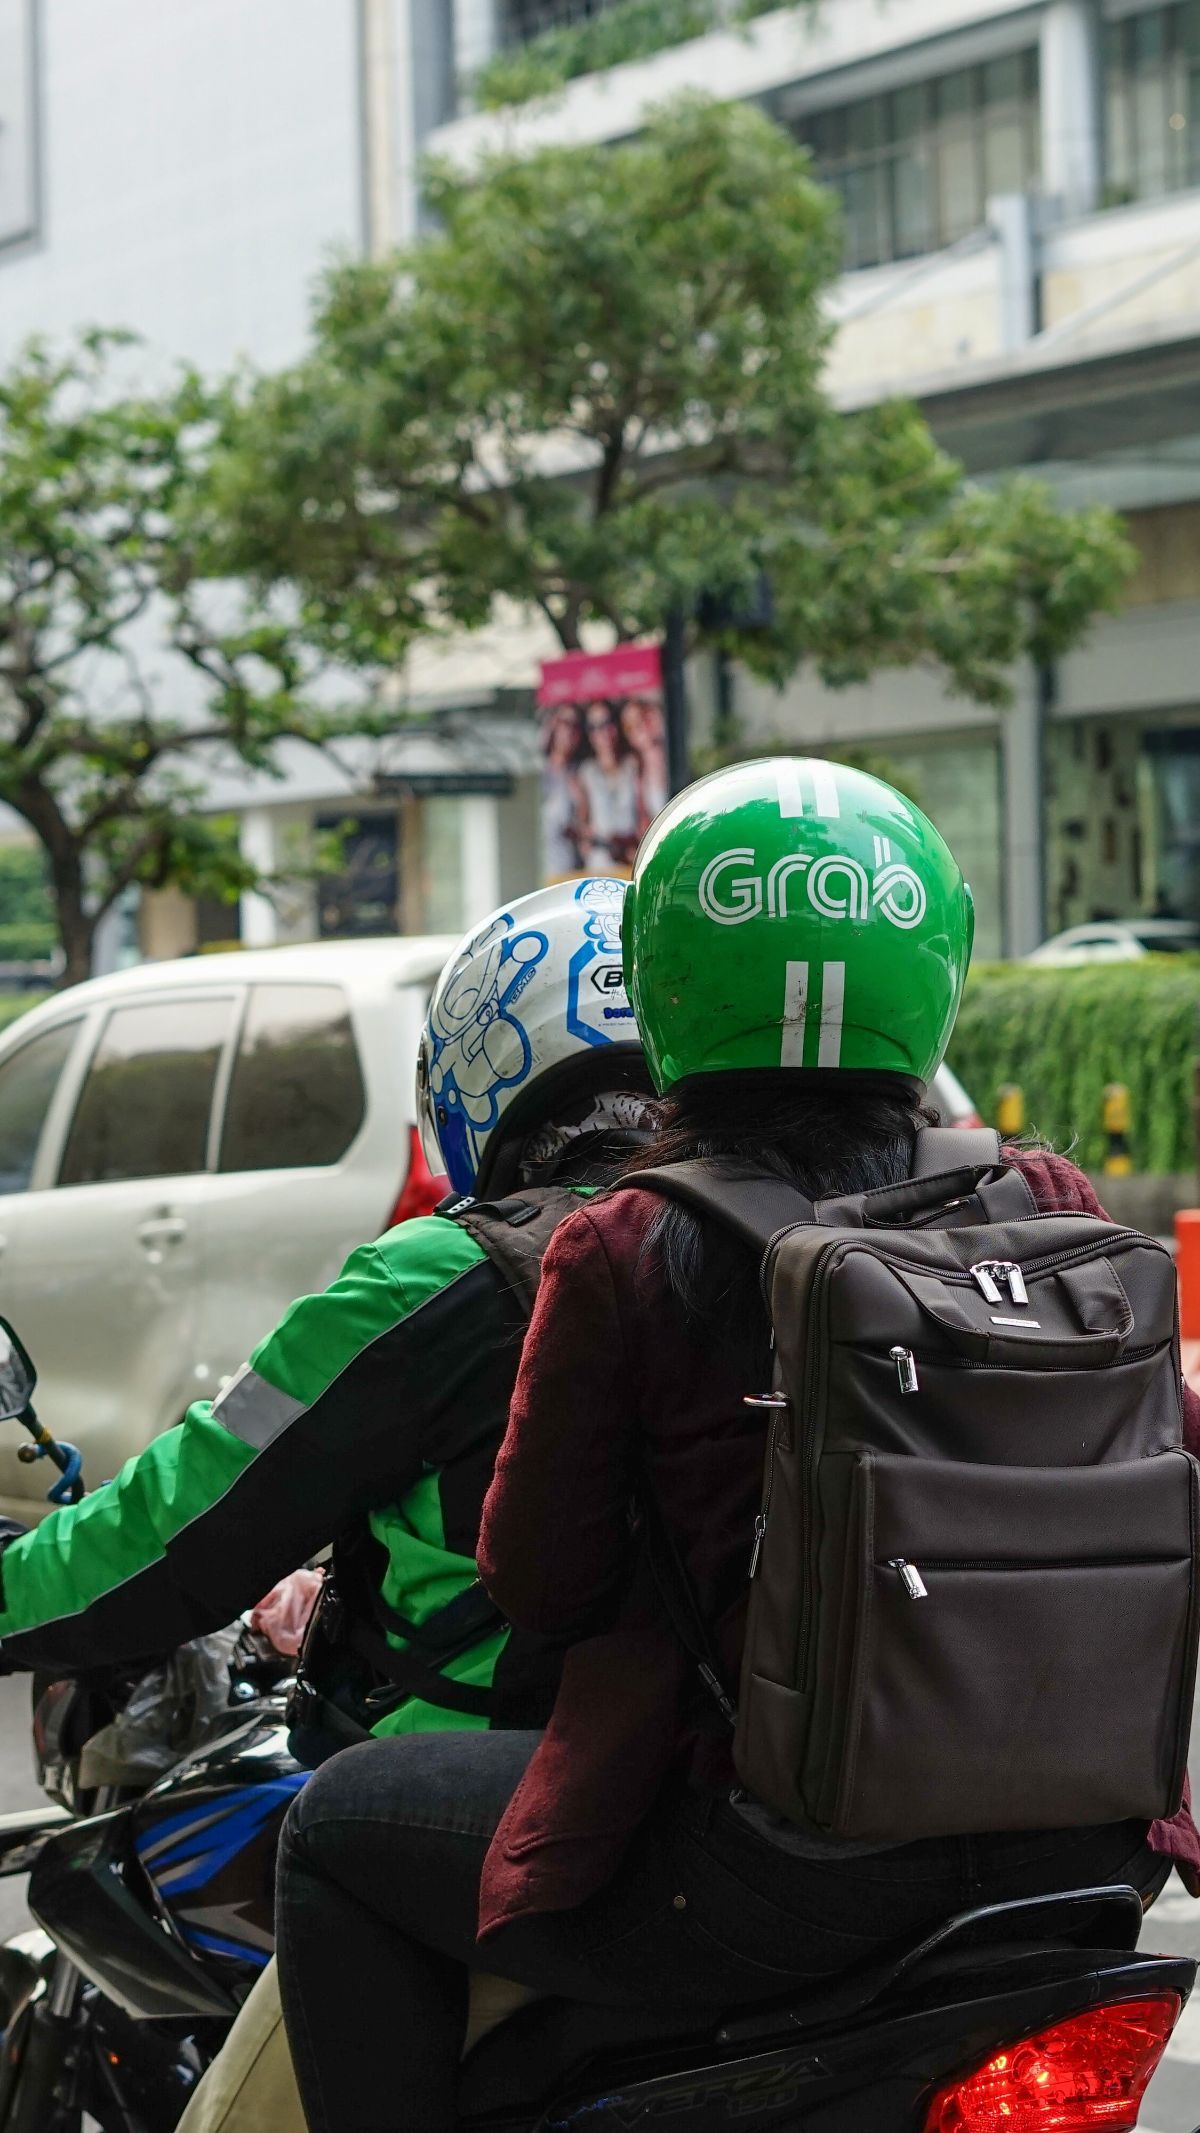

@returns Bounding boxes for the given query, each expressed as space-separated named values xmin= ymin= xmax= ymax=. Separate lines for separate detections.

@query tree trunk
xmin=55 ymin=892 xmax=96 ymax=989
xmin=13 ymin=782 xmax=96 ymax=989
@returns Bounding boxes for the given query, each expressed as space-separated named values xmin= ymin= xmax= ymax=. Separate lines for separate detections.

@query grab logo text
xmin=698 ymin=838 xmax=926 ymax=931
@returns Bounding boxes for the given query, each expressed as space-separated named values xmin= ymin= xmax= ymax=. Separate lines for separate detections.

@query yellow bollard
xmin=996 ymin=1085 xmax=1025 ymax=1139
xmin=1103 ymin=1083 xmax=1133 ymax=1176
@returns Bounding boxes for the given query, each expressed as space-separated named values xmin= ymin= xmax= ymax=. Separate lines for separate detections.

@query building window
xmin=799 ymin=51 xmax=1041 ymax=272
xmin=500 ymin=0 xmax=622 ymax=42
xmin=1105 ymin=2 xmax=1200 ymax=206
xmin=0 ymin=0 xmax=38 ymax=253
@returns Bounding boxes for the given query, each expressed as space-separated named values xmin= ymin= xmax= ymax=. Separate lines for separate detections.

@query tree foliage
xmin=0 ymin=334 xmax=385 ymax=983
xmin=215 ymin=99 xmax=1134 ymax=709
xmin=473 ymin=0 xmax=785 ymax=110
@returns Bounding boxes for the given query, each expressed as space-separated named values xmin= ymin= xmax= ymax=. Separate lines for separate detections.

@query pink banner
xmin=539 ymin=645 xmax=668 ymax=882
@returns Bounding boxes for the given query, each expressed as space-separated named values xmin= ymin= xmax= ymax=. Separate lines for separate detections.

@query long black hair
xmin=620 ymin=1071 xmax=933 ymax=1379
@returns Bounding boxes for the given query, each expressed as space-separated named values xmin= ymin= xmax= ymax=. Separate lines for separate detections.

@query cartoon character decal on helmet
xmin=423 ymin=914 xmax=549 ymax=1193
xmin=566 ymin=878 xmax=635 ymax=1049
xmin=418 ymin=878 xmax=641 ymax=1198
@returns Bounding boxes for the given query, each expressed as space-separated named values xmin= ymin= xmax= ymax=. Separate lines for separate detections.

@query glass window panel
xmin=937 ymin=69 xmax=976 ymax=121
xmin=219 ymin=986 xmax=365 ymax=1174
xmin=892 ymin=81 xmax=927 ymax=147
xmin=984 ymin=109 xmax=1028 ymax=194
xmin=982 ymin=53 xmax=1024 ymax=107
xmin=841 ymin=162 xmax=887 ymax=270
xmin=846 ymin=96 xmax=885 ymax=154
xmin=1106 ymin=21 xmax=1135 ymax=196
xmin=1132 ymin=8 xmax=1171 ymax=197
xmin=60 ymin=999 xmax=230 ymax=1187
xmin=0 ymin=1021 xmax=79 ymax=1196
xmin=893 ymin=137 xmax=935 ymax=257
xmin=937 ymin=131 xmax=983 ymax=243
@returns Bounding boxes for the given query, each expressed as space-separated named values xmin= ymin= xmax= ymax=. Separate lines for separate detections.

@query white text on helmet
xmin=697 ymin=844 xmax=927 ymax=931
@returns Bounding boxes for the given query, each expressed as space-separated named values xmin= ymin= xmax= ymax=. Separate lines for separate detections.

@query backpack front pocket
xmin=828 ymin=1449 xmax=1199 ymax=1842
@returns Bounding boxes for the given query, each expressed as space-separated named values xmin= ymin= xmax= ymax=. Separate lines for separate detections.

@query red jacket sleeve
xmin=478 ymin=1208 xmax=639 ymax=1637
xmin=1010 ymin=1149 xmax=1200 ymax=1459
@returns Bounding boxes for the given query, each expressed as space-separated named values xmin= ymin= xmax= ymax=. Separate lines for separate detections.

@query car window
xmin=1131 ymin=931 xmax=1195 ymax=954
xmin=0 ymin=1021 xmax=81 ymax=1196
xmin=218 ymin=984 xmax=366 ymax=1173
xmin=59 ymin=998 xmax=232 ymax=1187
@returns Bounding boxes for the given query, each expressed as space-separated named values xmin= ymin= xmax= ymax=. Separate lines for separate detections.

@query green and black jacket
xmin=0 ymin=1205 xmax=571 ymax=1736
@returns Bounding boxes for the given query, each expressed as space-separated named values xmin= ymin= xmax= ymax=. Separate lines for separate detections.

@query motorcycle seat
xmin=457 ymin=1884 xmax=1146 ymax=2120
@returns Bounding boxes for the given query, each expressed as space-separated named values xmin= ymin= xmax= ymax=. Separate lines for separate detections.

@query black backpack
xmin=289 ymin=1186 xmax=583 ymax=1756
xmin=628 ymin=1128 xmax=1199 ymax=1841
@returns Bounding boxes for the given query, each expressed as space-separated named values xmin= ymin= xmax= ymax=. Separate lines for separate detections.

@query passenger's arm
xmin=0 ymin=1217 xmax=487 ymax=1673
xmin=479 ymin=1209 xmax=637 ymax=1638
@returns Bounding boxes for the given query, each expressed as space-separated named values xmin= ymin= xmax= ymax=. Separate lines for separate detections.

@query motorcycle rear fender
xmin=0 ymin=1806 xmax=70 ymax=1879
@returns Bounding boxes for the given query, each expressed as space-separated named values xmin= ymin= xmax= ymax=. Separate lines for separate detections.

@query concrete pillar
xmin=1040 ymin=0 xmax=1104 ymax=221
xmin=461 ymin=796 xmax=502 ymax=926
xmin=383 ymin=0 xmax=459 ymax=247
xmin=990 ymin=192 xmax=1037 ymax=350
xmin=239 ymin=808 xmax=280 ymax=948
xmin=1002 ymin=678 xmax=1048 ymax=958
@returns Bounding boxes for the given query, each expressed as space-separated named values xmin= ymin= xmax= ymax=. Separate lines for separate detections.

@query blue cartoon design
xmin=567 ymin=877 xmax=635 ymax=1049
xmin=426 ymin=913 xmax=550 ymax=1192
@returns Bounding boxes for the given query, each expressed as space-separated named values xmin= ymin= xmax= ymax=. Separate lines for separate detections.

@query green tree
xmin=0 ymin=334 xmax=387 ymax=986
xmin=214 ymin=98 xmax=1134 ymax=710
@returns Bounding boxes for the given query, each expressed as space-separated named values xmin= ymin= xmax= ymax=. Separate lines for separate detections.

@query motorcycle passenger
xmin=276 ymin=761 xmax=1200 ymax=2133
xmin=0 ymin=878 xmax=654 ymax=2133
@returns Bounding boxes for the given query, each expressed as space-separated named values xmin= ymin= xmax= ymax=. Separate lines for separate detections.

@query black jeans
xmin=275 ymin=1730 xmax=1163 ymax=2133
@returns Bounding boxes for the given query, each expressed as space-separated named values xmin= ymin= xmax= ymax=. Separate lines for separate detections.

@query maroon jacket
xmin=477 ymin=1153 xmax=1200 ymax=1939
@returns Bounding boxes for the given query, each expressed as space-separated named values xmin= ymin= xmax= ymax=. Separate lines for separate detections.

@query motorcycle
xmin=0 ymin=1313 xmax=1193 ymax=2132
xmin=0 ymin=1319 xmax=304 ymax=2132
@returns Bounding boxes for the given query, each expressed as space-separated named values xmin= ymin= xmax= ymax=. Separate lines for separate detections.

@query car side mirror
xmin=0 ymin=1318 xmax=37 ymax=1422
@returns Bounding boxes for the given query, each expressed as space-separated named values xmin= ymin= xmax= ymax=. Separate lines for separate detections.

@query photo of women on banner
xmin=539 ymin=646 xmax=669 ymax=883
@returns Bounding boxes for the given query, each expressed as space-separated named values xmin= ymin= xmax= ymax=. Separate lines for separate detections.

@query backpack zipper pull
xmin=890 ymin=1345 xmax=919 ymax=1395
xmin=749 ymin=1513 xmax=767 ymax=1578
xmin=970 ymin=1263 xmax=1003 ymax=1304
xmin=890 ymin=1558 xmax=929 ymax=1600
xmin=1006 ymin=1264 xmax=1029 ymax=1306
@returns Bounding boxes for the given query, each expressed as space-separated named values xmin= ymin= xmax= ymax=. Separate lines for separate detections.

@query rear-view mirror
xmin=0 ymin=1318 xmax=37 ymax=1423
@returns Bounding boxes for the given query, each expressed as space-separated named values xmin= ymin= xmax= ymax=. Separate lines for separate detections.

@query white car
xmin=1026 ymin=919 xmax=1200 ymax=967
xmin=0 ymin=937 xmax=453 ymax=1522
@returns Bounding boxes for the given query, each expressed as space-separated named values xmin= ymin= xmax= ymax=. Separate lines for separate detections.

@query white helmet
xmin=417 ymin=878 xmax=646 ymax=1197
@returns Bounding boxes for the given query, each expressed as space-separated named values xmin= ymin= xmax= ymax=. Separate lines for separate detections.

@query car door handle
xmin=137 ymin=1215 xmax=187 ymax=1251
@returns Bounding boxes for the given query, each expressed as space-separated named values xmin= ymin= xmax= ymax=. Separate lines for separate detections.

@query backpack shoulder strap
xmin=912 ymin=1124 xmax=1001 ymax=1178
xmin=910 ymin=1124 xmax=1037 ymax=1221
xmin=616 ymin=1162 xmax=814 ymax=1257
xmin=441 ymin=1183 xmax=584 ymax=1320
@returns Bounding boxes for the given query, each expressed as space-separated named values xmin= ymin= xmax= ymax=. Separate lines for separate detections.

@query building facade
xmin=438 ymin=0 xmax=1200 ymax=957
xmin=0 ymin=0 xmax=540 ymax=958
xmin=3 ymin=0 xmax=1200 ymax=956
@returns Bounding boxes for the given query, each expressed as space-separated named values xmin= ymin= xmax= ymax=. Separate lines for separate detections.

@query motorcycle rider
xmin=275 ymin=760 xmax=1200 ymax=2133
xmin=0 ymin=877 xmax=654 ymax=2133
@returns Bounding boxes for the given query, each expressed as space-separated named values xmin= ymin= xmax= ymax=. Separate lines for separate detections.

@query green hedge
xmin=475 ymin=0 xmax=782 ymax=109
xmin=948 ymin=959 xmax=1200 ymax=1175
xmin=0 ymin=993 xmax=46 ymax=1035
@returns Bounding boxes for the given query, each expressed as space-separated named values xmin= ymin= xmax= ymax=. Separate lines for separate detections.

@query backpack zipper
xmin=882 ymin=1339 xmax=1161 ymax=1382
xmin=887 ymin=1551 xmax=1179 ymax=1594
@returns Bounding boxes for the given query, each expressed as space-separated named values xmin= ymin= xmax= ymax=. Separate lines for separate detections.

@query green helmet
xmin=623 ymin=758 xmax=974 ymax=1092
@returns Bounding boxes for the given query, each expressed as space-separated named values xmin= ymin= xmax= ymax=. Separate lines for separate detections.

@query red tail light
xmin=924 ymin=1995 xmax=1180 ymax=2131
xmin=386 ymin=1125 xmax=449 ymax=1228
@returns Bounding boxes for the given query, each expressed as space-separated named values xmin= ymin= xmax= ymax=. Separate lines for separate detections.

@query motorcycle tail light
xmin=923 ymin=1994 xmax=1180 ymax=2131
